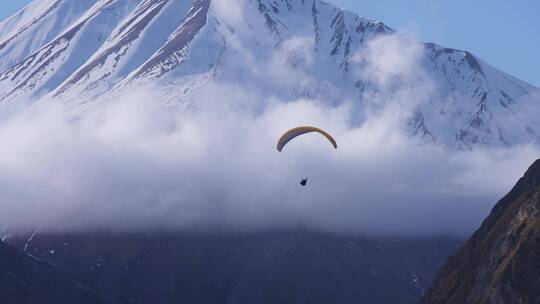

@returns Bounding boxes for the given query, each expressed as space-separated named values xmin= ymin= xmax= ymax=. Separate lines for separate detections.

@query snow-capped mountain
xmin=0 ymin=0 xmax=538 ymax=148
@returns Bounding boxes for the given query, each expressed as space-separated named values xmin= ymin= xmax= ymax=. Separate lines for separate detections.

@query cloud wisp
xmin=0 ymin=81 xmax=537 ymax=236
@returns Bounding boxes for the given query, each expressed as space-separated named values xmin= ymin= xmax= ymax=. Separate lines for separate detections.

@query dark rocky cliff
xmin=421 ymin=159 xmax=540 ymax=304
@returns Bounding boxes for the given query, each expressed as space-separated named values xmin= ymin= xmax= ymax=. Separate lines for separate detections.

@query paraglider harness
xmin=300 ymin=177 xmax=308 ymax=186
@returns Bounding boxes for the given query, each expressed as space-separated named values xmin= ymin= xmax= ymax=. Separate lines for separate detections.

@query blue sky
xmin=1 ymin=1 xmax=32 ymax=19
xmin=1 ymin=0 xmax=538 ymax=87
xmin=333 ymin=0 xmax=540 ymax=87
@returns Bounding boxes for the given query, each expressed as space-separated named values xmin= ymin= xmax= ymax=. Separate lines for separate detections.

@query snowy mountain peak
xmin=0 ymin=0 xmax=538 ymax=148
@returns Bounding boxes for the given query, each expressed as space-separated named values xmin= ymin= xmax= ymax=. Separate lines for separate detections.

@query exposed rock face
xmin=421 ymin=159 xmax=540 ymax=304
xmin=0 ymin=240 xmax=131 ymax=304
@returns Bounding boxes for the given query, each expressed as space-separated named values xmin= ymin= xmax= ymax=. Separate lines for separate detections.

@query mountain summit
xmin=421 ymin=159 xmax=540 ymax=303
xmin=0 ymin=0 xmax=538 ymax=148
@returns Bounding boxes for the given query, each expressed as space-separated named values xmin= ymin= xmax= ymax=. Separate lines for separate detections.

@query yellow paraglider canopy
xmin=276 ymin=126 xmax=337 ymax=152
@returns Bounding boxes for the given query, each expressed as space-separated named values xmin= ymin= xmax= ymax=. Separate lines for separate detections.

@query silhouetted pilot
xmin=300 ymin=177 xmax=308 ymax=186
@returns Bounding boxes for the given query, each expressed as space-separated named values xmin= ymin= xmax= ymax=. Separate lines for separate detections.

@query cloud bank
xmin=0 ymin=11 xmax=538 ymax=236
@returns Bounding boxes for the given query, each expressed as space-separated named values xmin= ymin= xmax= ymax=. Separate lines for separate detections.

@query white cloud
xmin=353 ymin=33 xmax=426 ymax=89
xmin=212 ymin=0 xmax=245 ymax=28
xmin=0 ymin=15 xmax=538 ymax=237
xmin=0 ymin=83 xmax=537 ymax=236
xmin=351 ymin=32 xmax=435 ymax=135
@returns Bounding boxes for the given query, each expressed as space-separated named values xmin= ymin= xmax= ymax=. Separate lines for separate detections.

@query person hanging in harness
xmin=276 ymin=126 xmax=337 ymax=188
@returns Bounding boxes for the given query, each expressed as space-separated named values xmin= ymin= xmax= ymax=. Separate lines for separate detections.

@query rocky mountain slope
xmin=0 ymin=240 xmax=131 ymax=304
xmin=3 ymin=230 xmax=460 ymax=304
xmin=421 ymin=159 xmax=540 ymax=304
xmin=0 ymin=0 xmax=538 ymax=147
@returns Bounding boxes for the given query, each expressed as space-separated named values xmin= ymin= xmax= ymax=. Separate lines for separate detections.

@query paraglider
xmin=276 ymin=126 xmax=337 ymax=187
xmin=276 ymin=126 xmax=337 ymax=152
